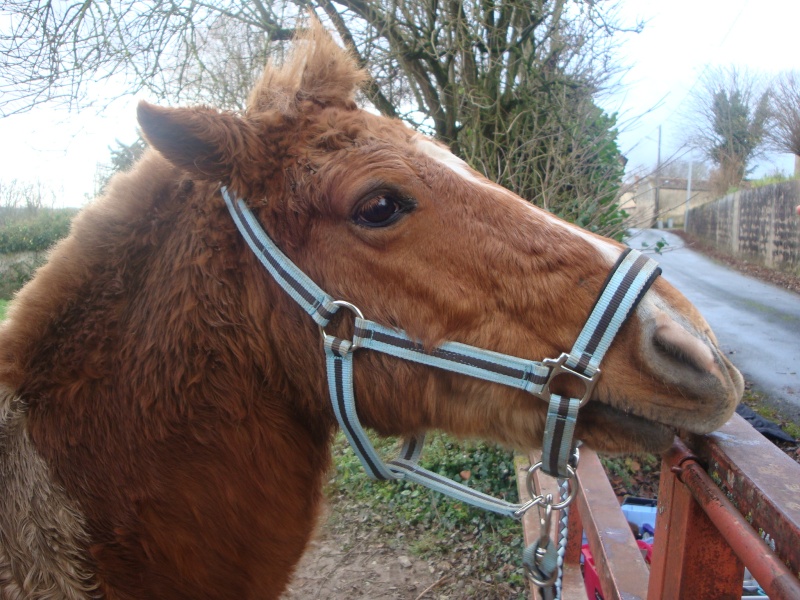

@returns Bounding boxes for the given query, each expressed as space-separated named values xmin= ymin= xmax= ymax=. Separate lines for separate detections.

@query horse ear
xmin=137 ymin=101 xmax=264 ymax=183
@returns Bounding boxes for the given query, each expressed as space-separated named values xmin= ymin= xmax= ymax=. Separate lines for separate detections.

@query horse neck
xmin=3 ymin=152 xmax=335 ymax=446
xmin=0 ymin=154 xmax=338 ymax=598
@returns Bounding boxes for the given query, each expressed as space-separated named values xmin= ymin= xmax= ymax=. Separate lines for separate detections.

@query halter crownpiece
xmin=222 ymin=186 xmax=661 ymax=594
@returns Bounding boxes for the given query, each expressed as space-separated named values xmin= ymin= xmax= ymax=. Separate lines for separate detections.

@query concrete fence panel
xmin=686 ymin=181 xmax=800 ymax=276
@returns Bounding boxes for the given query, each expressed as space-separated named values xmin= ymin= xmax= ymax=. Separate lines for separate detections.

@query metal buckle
xmin=541 ymin=352 xmax=599 ymax=407
xmin=319 ymin=300 xmax=364 ymax=352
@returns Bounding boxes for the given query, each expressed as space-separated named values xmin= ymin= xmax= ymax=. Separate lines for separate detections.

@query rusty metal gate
xmin=518 ymin=413 xmax=800 ymax=599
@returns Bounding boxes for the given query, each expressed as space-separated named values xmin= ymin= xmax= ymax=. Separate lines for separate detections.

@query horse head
xmin=136 ymin=22 xmax=742 ymax=457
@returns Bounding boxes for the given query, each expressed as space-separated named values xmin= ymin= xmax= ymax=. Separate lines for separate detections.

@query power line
xmin=628 ymin=0 xmax=751 ymax=164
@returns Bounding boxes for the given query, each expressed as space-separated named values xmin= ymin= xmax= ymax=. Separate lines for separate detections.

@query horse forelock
xmin=247 ymin=20 xmax=367 ymax=115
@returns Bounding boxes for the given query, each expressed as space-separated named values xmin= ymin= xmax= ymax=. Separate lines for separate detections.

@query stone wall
xmin=0 ymin=251 xmax=38 ymax=274
xmin=686 ymin=180 xmax=800 ymax=275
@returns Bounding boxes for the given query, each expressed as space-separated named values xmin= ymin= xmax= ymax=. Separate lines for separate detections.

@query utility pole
xmin=684 ymin=160 xmax=693 ymax=231
xmin=654 ymin=125 xmax=661 ymax=227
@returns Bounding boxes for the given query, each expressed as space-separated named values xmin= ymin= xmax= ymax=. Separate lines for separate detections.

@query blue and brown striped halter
xmin=222 ymin=186 xmax=661 ymax=592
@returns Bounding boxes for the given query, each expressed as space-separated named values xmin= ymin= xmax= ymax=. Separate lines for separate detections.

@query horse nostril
xmin=652 ymin=320 xmax=716 ymax=375
xmin=653 ymin=333 xmax=705 ymax=373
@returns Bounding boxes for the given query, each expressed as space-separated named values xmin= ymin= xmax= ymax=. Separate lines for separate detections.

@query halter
xmin=222 ymin=187 xmax=661 ymax=595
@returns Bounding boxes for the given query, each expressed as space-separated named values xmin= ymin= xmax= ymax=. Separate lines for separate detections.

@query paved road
xmin=627 ymin=229 xmax=800 ymax=420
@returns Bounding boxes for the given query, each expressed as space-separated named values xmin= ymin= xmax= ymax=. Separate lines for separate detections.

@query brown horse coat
xmin=0 ymin=22 xmax=742 ymax=599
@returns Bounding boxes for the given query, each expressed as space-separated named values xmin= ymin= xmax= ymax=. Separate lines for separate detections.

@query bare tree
xmin=768 ymin=70 xmax=800 ymax=176
xmin=0 ymin=1 xmax=299 ymax=115
xmin=0 ymin=179 xmax=55 ymax=216
xmin=686 ymin=66 xmax=772 ymax=192
xmin=1 ymin=0 xmax=638 ymax=236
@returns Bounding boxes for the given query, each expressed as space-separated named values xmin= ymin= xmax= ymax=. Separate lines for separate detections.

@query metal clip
xmin=523 ymin=495 xmax=561 ymax=587
xmin=537 ymin=498 xmax=554 ymax=547
xmin=512 ymin=497 xmax=541 ymax=519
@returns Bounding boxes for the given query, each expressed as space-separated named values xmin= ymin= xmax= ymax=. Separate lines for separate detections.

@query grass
xmin=326 ymin=431 xmax=527 ymax=597
xmin=0 ymin=299 xmax=7 ymax=320
xmin=742 ymin=387 xmax=800 ymax=441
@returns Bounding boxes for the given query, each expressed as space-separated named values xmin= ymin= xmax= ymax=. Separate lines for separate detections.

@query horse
xmin=0 ymin=22 xmax=742 ymax=600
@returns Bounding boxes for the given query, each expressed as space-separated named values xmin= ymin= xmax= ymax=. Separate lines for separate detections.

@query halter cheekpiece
xmin=222 ymin=186 xmax=661 ymax=596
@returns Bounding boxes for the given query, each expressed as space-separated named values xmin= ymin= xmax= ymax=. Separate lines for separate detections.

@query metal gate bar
xmin=516 ymin=412 xmax=800 ymax=599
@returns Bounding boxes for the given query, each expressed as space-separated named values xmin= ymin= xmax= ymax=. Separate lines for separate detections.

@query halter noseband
xmin=223 ymin=185 xmax=660 ymax=486
xmin=222 ymin=186 xmax=661 ymax=589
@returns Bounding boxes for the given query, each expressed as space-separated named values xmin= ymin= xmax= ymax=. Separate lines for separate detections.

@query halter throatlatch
xmin=222 ymin=187 xmax=661 ymax=596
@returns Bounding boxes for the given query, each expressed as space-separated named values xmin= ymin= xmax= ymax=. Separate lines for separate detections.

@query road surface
xmin=628 ymin=229 xmax=800 ymax=420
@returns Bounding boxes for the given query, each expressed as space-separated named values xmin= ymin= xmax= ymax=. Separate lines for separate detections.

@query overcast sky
xmin=0 ymin=0 xmax=797 ymax=207
xmin=608 ymin=0 xmax=799 ymax=178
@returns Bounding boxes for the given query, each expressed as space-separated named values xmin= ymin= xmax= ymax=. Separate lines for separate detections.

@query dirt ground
xmin=282 ymin=515 xmax=443 ymax=600
xmin=282 ymin=504 xmax=520 ymax=600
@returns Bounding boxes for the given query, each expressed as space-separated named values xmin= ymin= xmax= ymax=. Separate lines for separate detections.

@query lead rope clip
xmin=522 ymin=448 xmax=580 ymax=597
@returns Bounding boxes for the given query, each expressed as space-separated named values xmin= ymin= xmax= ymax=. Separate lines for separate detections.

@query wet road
xmin=628 ymin=229 xmax=800 ymax=419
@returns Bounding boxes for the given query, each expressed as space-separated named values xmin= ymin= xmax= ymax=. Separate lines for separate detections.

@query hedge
xmin=0 ymin=209 xmax=77 ymax=254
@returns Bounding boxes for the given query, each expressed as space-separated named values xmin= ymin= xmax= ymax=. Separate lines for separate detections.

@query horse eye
xmin=354 ymin=194 xmax=413 ymax=227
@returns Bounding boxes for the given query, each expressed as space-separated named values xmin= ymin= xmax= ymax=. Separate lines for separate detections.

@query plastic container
xmin=621 ymin=496 xmax=658 ymax=533
xmin=581 ymin=544 xmax=604 ymax=600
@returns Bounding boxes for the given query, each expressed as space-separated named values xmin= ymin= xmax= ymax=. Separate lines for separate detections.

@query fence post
xmin=575 ymin=449 xmax=650 ymax=599
xmin=648 ymin=440 xmax=743 ymax=599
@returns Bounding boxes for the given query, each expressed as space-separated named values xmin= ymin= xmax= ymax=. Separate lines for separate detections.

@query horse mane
xmin=0 ymin=153 xmax=173 ymax=388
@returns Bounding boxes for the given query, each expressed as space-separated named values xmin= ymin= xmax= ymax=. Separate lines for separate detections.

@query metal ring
xmin=319 ymin=300 xmax=365 ymax=351
xmin=330 ymin=300 xmax=364 ymax=319
xmin=526 ymin=462 xmax=577 ymax=510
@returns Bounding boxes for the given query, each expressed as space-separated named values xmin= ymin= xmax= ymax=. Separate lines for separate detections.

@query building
xmin=622 ymin=176 xmax=715 ymax=229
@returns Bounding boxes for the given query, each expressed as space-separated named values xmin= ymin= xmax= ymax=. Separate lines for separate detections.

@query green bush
xmin=749 ymin=172 xmax=798 ymax=189
xmin=0 ymin=208 xmax=76 ymax=299
xmin=0 ymin=254 xmax=45 ymax=300
xmin=0 ymin=208 xmax=76 ymax=254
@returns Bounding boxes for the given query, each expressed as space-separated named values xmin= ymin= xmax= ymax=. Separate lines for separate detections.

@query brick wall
xmin=686 ymin=180 xmax=800 ymax=276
